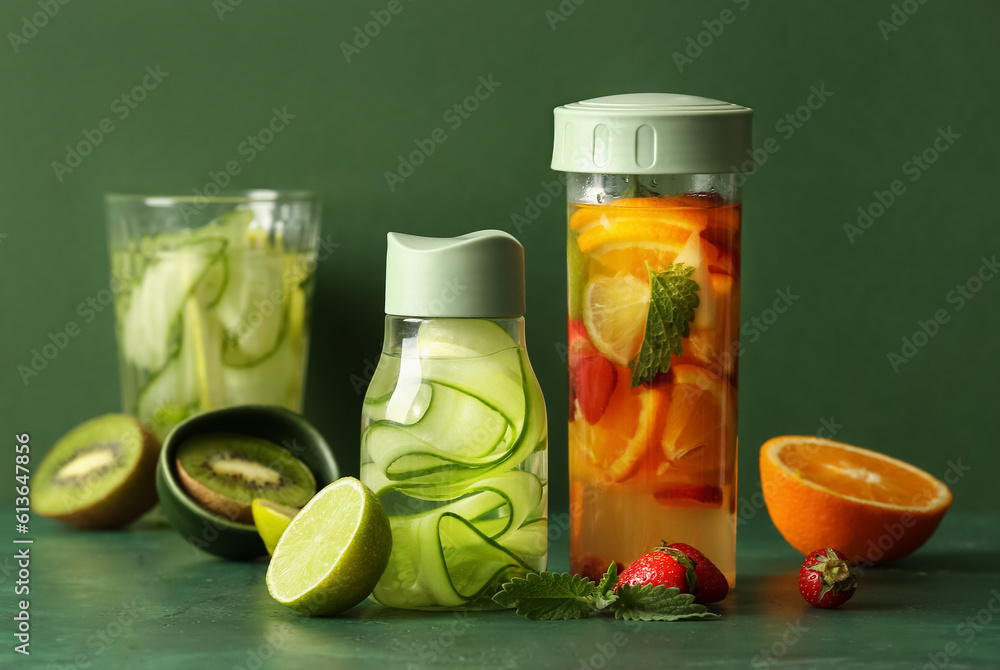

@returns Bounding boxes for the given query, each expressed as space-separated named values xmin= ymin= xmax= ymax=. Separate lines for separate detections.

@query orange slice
xmin=659 ymin=365 xmax=735 ymax=476
xmin=570 ymin=370 xmax=669 ymax=483
xmin=577 ymin=219 xmax=696 ymax=254
xmin=760 ymin=436 xmax=952 ymax=563
xmin=675 ymin=273 xmax=738 ymax=375
xmin=570 ymin=202 xmax=708 ymax=235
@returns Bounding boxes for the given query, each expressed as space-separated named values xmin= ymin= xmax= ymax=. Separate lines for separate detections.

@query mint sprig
xmin=593 ymin=561 xmax=619 ymax=610
xmin=629 ymin=263 xmax=700 ymax=388
xmin=492 ymin=563 xmax=718 ymax=622
xmin=611 ymin=584 xmax=718 ymax=622
xmin=492 ymin=572 xmax=598 ymax=620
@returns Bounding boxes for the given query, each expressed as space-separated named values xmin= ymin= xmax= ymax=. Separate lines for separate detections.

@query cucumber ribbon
xmin=362 ymin=321 xmax=547 ymax=608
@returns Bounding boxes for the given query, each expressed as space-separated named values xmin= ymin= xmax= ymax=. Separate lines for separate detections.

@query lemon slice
xmin=266 ymin=477 xmax=392 ymax=615
xmin=582 ymin=274 xmax=650 ymax=367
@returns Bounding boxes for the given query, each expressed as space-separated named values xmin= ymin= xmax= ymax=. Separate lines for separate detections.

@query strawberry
xmin=616 ymin=545 xmax=697 ymax=595
xmin=798 ymin=548 xmax=859 ymax=609
xmin=574 ymin=354 xmax=616 ymax=423
xmin=567 ymin=320 xmax=616 ymax=424
xmin=665 ymin=542 xmax=729 ymax=604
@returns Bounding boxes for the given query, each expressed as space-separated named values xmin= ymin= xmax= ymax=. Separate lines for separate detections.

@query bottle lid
xmin=384 ymin=230 xmax=526 ymax=318
xmin=551 ymin=93 xmax=753 ymax=175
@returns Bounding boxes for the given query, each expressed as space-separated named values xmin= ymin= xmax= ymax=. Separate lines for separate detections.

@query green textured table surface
xmin=3 ymin=513 xmax=999 ymax=669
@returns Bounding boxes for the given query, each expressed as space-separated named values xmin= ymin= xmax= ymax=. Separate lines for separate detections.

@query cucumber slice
xmin=415 ymin=318 xmax=519 ymax=360
xmin=361 ymin=320 xmax=548 ymax=609
xmin=216 ymin=252 xmax=288 ymax=367
xmin=371 ymin=471 xmax=541 ymax=609
xmin=221 ymin=335 xmax=302 ymax=407
xmin=135 ymin=307 xmax=202 ymax=439
xmin=366 ymin=383 xmax=511 ymax=471
xmin=500 ymin=518 xmax=548 ymax=558
xmin=121 ymin=238 xmax=227 ymax=372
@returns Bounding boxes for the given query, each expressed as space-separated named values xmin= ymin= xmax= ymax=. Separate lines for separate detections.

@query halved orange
xmin=570 ymin=369 xmax=669 ymax=483
xmin=760 ymin=436 xmax=952 ymax=564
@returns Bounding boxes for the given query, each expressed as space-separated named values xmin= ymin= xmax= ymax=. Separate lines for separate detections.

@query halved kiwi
xmin=175 ymin=432 xmax=316 ymax=524
xmin=32 ymin=414 xmax=162 ymax=529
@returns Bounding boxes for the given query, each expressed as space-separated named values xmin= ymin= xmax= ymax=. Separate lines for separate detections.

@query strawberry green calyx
xmin=654 ymin=544 xmax=699 ymax=594
xmin=808 ymin=548 xmax=859 ymax=601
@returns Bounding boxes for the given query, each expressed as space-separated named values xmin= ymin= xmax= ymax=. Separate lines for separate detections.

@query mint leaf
xmin=629 ymin=263 xmax=700 ymax=388
xmin=492 ymin=572 xmax=598 ymax=620
xmin=610 ymin=584 xmax=719 ymax=622
xmin=593 ymin=563 xmax=619 ymax=609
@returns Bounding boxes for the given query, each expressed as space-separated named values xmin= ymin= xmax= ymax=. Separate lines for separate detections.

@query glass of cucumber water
xmin=105 ymin=191 xmax=321 ymax=440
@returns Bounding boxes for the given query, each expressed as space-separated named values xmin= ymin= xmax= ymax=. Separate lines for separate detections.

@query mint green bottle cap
xmin=551 ymin=93 xmax=753 ymax=175
xmin=385 ymin=230 xmax=526 ymax=318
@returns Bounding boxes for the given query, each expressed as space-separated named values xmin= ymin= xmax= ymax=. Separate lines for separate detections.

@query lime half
xmin=252 ymin=498 xmax=300 ymax=555
xmin=266 ymin=477 xmax=391 ymax=615
xmin=583 ymin=274 xmax=650 ymax=367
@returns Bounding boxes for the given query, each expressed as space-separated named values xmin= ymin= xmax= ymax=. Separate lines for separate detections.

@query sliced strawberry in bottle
xmin=575 ymin=354 xmax=616 ymax=424
xmin=568 ymin=319 xmax=617 ymax=424
xmin=654 ymin=484 xmax=724 ymax=508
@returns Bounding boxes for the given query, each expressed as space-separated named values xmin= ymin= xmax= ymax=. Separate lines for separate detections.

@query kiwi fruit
xmin=32 ymin=414 xmax=162 ymax=529
xmin=175 ymin=432 xmax=316 ymax=524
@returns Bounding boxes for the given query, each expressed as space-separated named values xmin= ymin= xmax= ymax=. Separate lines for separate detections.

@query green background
xmin=2 ymin=0 xmax=998 ymax=521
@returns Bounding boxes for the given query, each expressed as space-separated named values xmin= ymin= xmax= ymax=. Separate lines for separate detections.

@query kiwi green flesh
xmin=31 ymin=414 xmax=160 ymax=529
xmin=175 ymin=433 xmax=316 ymax=523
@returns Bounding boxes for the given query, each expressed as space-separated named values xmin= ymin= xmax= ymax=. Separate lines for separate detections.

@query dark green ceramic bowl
xmin=156 ymin=405 xmax=339 ymax=560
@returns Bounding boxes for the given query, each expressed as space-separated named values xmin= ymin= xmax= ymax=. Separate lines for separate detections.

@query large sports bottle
xmin=552 ymin=94 xmax=752 ymax=584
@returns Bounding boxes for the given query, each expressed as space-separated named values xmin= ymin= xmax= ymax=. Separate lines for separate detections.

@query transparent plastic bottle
xmin=552 ymin=94 xmax=752 ymax=586
xmin=360 ymin=231 xmax=548 ymax=610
